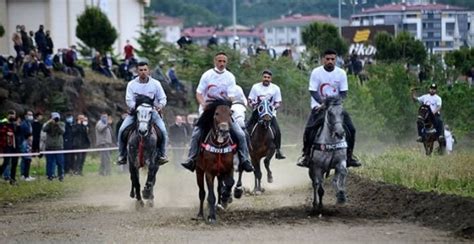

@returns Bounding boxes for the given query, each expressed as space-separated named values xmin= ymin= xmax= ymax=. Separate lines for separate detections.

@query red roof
xmin=183 ymin=27 xmax=264 ymax=38
xmin=262 ymin=14 xmax=334 ymax=27
xmin=361 ymin=3 xmax=466 ymax=14
xmin=154 ymin=15 xmax=183 ymax=26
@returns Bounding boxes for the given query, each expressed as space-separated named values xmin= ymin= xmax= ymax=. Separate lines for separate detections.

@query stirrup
xmin=296 ymin=156 xmax=309 ymax=168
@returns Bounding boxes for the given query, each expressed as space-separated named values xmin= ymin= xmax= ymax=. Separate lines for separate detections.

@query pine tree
xmin=76 ymin=6 xmax=117 ymax=54
xmin=135 ymin=16 xmax=164 ymax=66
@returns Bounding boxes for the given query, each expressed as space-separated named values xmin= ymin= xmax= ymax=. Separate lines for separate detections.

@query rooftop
xmin=183 ymin=26 xmax=263 ymax=38
xmin=153 ymin=15 xmax=183 ymax=26
xmin=359 ymin=3 xmax=466 ymax=14
xmin=261 ymin=14 xmax=339 ymax=27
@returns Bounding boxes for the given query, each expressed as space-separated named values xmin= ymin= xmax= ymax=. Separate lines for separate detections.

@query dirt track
xmin=0 ymin=159 xmax=472 ymax=243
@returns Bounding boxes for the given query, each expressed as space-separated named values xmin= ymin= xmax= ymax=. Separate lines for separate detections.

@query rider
xmin=297 ymin=49 xmax=361 ymax=168
xmin=246 ymin=69 xmax=286 ymax=159
xmin=412 ymin=83 xmax=443 ymax=142
xmin=181 ymin=52 xmax=254 ymax=173
xmin=116 ymin=61 xmax=168 ymax=165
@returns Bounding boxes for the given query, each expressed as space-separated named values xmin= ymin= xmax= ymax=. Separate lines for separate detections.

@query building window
xmin=278 ymin=39 xmax=285 ymax=45
xmin=434 ymin=23 xmax=441 ymax=28
xmin=277 ymin=27 xmax=285 ymax=33
xmin=434 ymin=32 xmax=441 ymax=38
xmin=267 ymin=28 xmax=273 ymax=33
xmin=290 ymin=27 xmax=297 ymax=33
xmin=291 ymin=38 xmax=296 ymax=44
xmin=406 ymin=14 xmax=417 ymax=18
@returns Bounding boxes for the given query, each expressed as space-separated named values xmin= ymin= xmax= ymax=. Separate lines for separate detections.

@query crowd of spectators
xmin=0 ymin=109 xmax=198 ymax=184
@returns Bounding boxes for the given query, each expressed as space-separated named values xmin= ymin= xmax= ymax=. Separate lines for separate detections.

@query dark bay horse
xmin=235 ymin=98 xmax=275 ymax=196
xmin=195 ymin=99 xmax=236 ymax=224
xmin=126 ymin=98 xmax=162 ymax=208
xmin=417 ymin=104 xmax=445 ymax=155
xmin=309 ymin=97 xmax=348 ymax=214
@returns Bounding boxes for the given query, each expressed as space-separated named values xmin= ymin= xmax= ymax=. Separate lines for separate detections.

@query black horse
xmin=417 ymin=104 xmax=445 ymax=155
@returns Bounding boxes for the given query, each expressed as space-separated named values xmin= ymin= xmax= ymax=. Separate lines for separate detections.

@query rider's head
xmin=214 ymin=52 xmax=228 ymax=72
xmin=261 ymin=69 xmax=272 ymax=86
xmin=322 ymin=49 xmax=337 ymax=72
xmin=429 ymin=83 xmax=437 ymax=95
xmin=137 ymin=61 xmax=149 ymax=80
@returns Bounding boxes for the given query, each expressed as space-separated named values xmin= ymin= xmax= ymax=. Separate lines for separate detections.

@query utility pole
xmin=338 ymin=0 xmax=342 ymax=35
xmin=233 ymin=0 xmax=237 ymax=39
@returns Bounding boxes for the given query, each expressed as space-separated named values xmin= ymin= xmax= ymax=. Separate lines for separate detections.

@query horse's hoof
xmin=130 ymin=191 xmax=135 ymax=198
xmin=207 ymin=217 xmax=217 ymax=225
xmin=261 ymin=188 xmax=266 ymax=193
xmin=146 ymin=200 xmax=154 ymax=208
xmin=234 ymin=186 xmax=243 ymax=199
xmin=253 ymin=190 xmax=262 ymax=196
xmin=267 ymin=176 xmax=273 ymax=183
xmin=336 ymin=191 xmax=347 ymax=204
xmin=142 ymin=187 xmax=153 ymax=200
xmin=135 ymin=200 xmax=144 ymax=210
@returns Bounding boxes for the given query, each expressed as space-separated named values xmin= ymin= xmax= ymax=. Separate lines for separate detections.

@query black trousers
xmin=417 ymin=114 xmax=444 ymax=138
xmin=302 ymin=108 xmax=356 ymax=156
xmin=246 ymin=110 xmax=283 ymax=149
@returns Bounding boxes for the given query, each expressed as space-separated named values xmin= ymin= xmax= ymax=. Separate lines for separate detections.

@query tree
xmin=374 ymin=31 xmax=427 ymax=65
xmin=444 ymin=47 xmax=474 ymax=76
xmin=301 ymin=22 xmax=348 ymax=57
xmin=135 ymin=16 xmax=164 ymax=67
xmin=76 ymin=7 xmax=117 ymax=54
xmin=0 ymin=24 xmax=5 ymax=38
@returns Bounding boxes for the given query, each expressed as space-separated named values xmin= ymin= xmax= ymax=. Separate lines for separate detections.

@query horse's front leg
xmin=129 ymin=164 xmax=143 ymax=208
xmin=220 ymin=173 xmax=235 ymax=208
xmin=205 ymin=172 xmax=217 ymax=224
xmin=253 ymin=157 xmax=263 ymax=194
xmin=333 ymin=155 xmax=348 ymax=204
xmin=196 ymin=167 xmax=205 ymax=220
xmin=264 ymin=152 xmax=273 ymax=183
xmin=311 ymin=167 xmax=324 ymax=214
xmin=142 ymin=160 xmax=159 ymax=201
xmin=234 ymin=161 xmax=244 ymax=199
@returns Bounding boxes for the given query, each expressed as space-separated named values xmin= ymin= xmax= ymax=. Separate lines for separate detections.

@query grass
xmin=355 ymin=148 xmax=474 ymax=198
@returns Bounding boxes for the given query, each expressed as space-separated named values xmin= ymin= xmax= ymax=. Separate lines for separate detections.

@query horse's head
xmin=214 ymin=104 xmax=232 ymax=143
xmin=135 ymin=103 xmax=153 ymax=137
xmin=257 ymin=98 xmax=275 ymax=128
xmin=324 ymin=96 xmax=345 ymax=140
xmin=418 ymin=104 xmax=432 ymax=123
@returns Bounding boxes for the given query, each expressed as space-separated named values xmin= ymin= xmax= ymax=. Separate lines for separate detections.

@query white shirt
xmin=231 ymin=85 xmax=247 ymax=106
xmin=444 ymin=129 xmax=454 ymax=152
xmin=417 ymin=94 xmax=442 ymax=114
xmin=196 ymin=68 xmax=236 ymax=113
xmin=309 ymin=66 xmax=348 ymax=109
xmin=248 ymin=83 xmax=282 ymax=107
xmin=125 ymin=76 xmax=167 ymax=110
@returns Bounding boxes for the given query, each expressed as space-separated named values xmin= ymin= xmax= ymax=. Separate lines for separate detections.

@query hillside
xmin=0 ymin=72 xmax=191 ymax=127
xmin=150 ymin=0 xmax=474 ymax=27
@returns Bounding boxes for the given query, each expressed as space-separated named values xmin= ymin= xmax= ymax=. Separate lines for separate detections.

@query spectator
xmin=101 ymin=52 xmax=118 ymax=79
xmin=52 ymin=48 xmax=66 ymax=72
xmin=95 ymin=112 xmax=114 ymax=176
xmin=42 ymin=112 xmax=65 ymax=181
xmin=177 ymin=33 xmax=193 ymax=49
xmin=28 ymin=30 xmax=36 ymax=51
xmin=167 ymin=63 xmax=185 ymax=92
xmin=63 ymin=113 xmax=74 ymax=174
xmin=444 ymin=125 xmax=456 ymax=155
xmin=123 ymin=39 xmax=135 ymax=61
xmin=207 ymin=33 xmax=218 ymax=48
xmin=2 ymin=56 xmax=21 ymax=84
xmin=115 ymin=112 xmax=128 ymax=140
xmin=20 ymin=25 xmax=30 ymax=54
xmin=12 ymin=32 xmax=23 ymax=58
xmin=232 ymin=36 xmax=240 ymax=51
xmin=118 ymin=59 xmax=134 ymax=81
xmin=22 ymin=50 xmax=40 ymax=77
xmin=45 ymin=30 xmax=54 ymax=55
xmin=281 ymin=45 xmax=293 ymax=59
xmin=91 ymin=51 xmax=106 ymax=75
xmin=0 ymin=110 xmax=20 ymax=185
xmin=20 ymin=133 xmax=35 ymax=181
xmin=71 ymin=115 xmax=90 ymax=176
xmin=169 ymin=115 xmax=188 ymax=164
xmin=34 ymin=25 xmax=48 ymax=60
xmin=19 ymin=110 xmax=34 ymax=180
xmin=64 ymin=45 xmax=85 ymax=77
xmin=31 ymin=112 xmax=43 ymax=154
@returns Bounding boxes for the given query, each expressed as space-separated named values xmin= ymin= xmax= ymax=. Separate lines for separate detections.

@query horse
xmin=235 ymin=98 xmax=275 ymax=196
xmin=417 ymin=104 xmax=446 ymax=156
xmin=308 ymin=96 xmax=348 ymax=214
xmin=195 ymin=99 xmax=236 ymax=224
xmin=126 ymin=96 xmax=162 ymax=208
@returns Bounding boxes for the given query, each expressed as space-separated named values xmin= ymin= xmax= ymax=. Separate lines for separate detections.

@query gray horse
xmin=308 ymin=96 xmax=348 ymax=214
xmin=127 ymin=101 xmax=161 ymax=208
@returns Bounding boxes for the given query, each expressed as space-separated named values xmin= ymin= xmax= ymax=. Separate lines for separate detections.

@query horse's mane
xmin=135 ymin=94 xmax=155 ymax=108
xmin=196 ymin=99 xmax=233 ymax=132
xmin=324 ymin=96 xmax=342 ymax=107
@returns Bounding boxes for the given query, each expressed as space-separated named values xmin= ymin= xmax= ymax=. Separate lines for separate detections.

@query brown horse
xmin=195 ymin=99 xmax=236 ymax=224
xmin=235 ymin=98 xmax=275 ymax=196
xmin=417 ymin=104 xmax=445 ymax=155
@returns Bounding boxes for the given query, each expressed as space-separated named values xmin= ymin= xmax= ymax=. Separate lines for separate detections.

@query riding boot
xmin=346 ymin=149 xmax=362 ymax=168
xmin=238 ymin=152 xmax=254 ymax=173
xmin=297 ymin=129 xmax=311 ymax=168
xmin=116 ymin=137 xmax=127 ymax=165
xmin=272 ymin=120 xmax=286 ymax=159
xmin=181 ymin=127 xmax=201 ymax=172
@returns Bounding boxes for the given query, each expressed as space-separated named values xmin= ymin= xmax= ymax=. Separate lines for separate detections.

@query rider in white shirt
xmin=297 ymin=49 xmax=361 ymax=168
xmin=247 ymin=69 xmax=286 ymax=159
xmin=181 ymin=52 xmax=254 ymax=173
xmin=231 ymin=85 xmax=247 ymax=129
xmin=116 ymin=62 xmax=168 ymax=165
xmin=412 ymin=83 xmax=444 ymax=142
